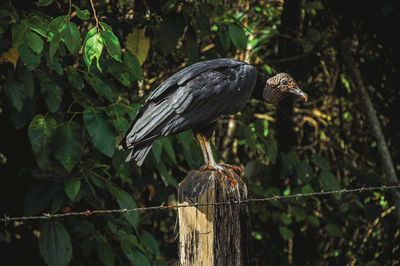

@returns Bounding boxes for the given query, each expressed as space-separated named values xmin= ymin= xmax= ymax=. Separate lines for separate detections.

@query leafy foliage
xmin=1 ymin=0 xmax=399 ymax=265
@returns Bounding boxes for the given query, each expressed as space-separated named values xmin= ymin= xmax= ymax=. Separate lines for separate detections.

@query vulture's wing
xmin=119 ymin=58 xmax=256 ymax=165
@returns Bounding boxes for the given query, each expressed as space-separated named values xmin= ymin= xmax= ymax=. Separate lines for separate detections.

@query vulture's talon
xmin=219 ymin=163 xmax=242 ymax=173
xmin=200 ymin=164 xmax=237 ymax=188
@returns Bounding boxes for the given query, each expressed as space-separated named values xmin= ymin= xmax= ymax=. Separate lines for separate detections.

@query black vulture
xmin=119 ymin=58 xmax=307 ymax=171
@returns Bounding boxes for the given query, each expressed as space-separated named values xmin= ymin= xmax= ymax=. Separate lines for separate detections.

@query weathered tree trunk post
xmin=178 ymin=169 xmax=250 ymax=266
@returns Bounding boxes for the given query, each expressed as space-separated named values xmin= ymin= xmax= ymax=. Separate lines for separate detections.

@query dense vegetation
xmin=1 ymin=0 xmax=399 ymax=265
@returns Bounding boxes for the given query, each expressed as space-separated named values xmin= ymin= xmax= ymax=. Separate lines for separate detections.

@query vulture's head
xmin=263 ymin=73 xmax=308 ymax=104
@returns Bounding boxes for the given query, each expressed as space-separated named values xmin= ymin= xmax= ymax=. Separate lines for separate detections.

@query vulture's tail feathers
xmin=125 ymin=141 xmax=154 ymax=166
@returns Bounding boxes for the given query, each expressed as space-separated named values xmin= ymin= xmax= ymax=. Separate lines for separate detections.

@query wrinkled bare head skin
xmin=263 ymin=73 xmax=308 ymax=104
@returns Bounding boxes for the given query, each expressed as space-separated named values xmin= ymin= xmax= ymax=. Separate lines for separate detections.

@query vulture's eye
xmin=281 ymin=80 xmax=288 ymax=85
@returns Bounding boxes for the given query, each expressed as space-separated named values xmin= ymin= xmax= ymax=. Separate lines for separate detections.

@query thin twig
xmin=1 ymin=185 xmax=399 ymax=223
xmin=89 ymin=0 xmax=100 ymax=33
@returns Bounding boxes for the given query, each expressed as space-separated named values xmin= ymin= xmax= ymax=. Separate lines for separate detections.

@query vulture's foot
xmin=219 ymin=163 xmax=242 ymax=174
xmin=200 ymin=164 xmax=237 ymax=188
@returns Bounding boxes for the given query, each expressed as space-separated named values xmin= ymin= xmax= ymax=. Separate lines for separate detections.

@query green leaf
xmin=319 ymin=170 xmax=340 ymax=191
xmin=72 ymin=4 xmax=90 ymax=20
xmin=101 ymin=29 xmax=122 ymax=62
xmin=24 ymin=184 xmax=54 ymax=215
xmin=39 ymin=221 xmax=72 ymax=266
xmin=26 ymin=15 xmax=49 ymax=38
xmin=37 ymin=70 xmax=63 ymax=112
xmin=291 ymin=206 xmax=307 ymax=222
xmin=83 ymin=28 xmax=104 ymax=71
xmin=36 ymin=0 xmax=53 ymax=7
xmin=280 ymin=213 xmax=292 ymax=225
xmin=311 ymin=153 xmax=331 ymax=170
xmin=96 ymin=235 xmax=116 ymax=266
xmin=121 ymin=242 xmax=150 ymax=266
xmin=160 ymin=137 xmax=176 ymax=164
xmin=123 ymin=51 xmax=142 ymax=80
xmin=65 ymin=67 xmax=84 ymax=90
xmin=3 ymin=78 xmax=26 ymax=112
xmin=63 ymin=22 xmax=81 ymax=55
xmin=307 ymin=28 xmax=321 ymax=42
xmin=18 ymin=40 xmax=40 ymax=70
xmin=105 ymin=102 xmax=130 ymax=132
xmin=9 ymin=96 xmax=36 ymax=129
xmin=83 ymin=73 xmax=116 ymax=102
xmin=302 ymin=39 xmax=314 ymax=53
xmin=219 ymin=27 xmax=231 ymax=51
xmin=279 ymin=227 xmax=294 ymax=241
xmin=64 ymin=177 xmax=81 ymax=201
xmin=141 ymin=231 xmax=160 ymax=255
xmin=18 ymin=67 xmax=35 ymax=98
xmin=106 ymin=59 xmax=132 ymax=87
xmin=99 ymin=21 xmax=112 ymax=31
xmin=11 ymin=23 xmax=27 ymax=46
xmin=157 ymin=160 xmax=178 ymax=187
xmin=46 ymin=56 xmax=64 ymax=76
xmin=125 ymin=28 xmax=150 ymax=65
xmin=324 ymin=223 xmax=343 ymax=237
xmin=83 ymin=107 xmax=116 ymax=157
xmin=297 ymin=161 xmax=313 ymax=182
xmin=48 ymin=16 xmax=67 ymax=58
xmin=25 ymin=30 xmax=43 ymax=54
xmin=152 ymin=140 xmax=163 ymax=164
xmin=28 ymin=115 xmax=57 ymax=169
xmin=54 ymin=122 xmax=82 ymax=172
xmin=228 ymin=24 xmax=247 ymax=50
xmin=158 ymin=16 xmax=185 ymax=55
xmin=307 ymin=215 xmax=320 ymax=227
xmin=106 ymin=184 xmax=138 ymax=229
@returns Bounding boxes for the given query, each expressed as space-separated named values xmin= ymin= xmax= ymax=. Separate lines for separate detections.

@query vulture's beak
xmin=289 ymin=85 xmax=308 ymax=102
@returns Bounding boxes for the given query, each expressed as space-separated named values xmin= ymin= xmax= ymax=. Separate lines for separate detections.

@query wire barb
xmin=1 ymin=184 xmax=399 ymax=224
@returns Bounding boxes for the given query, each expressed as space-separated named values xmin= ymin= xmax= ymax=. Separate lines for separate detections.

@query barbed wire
xmin=2 ymin=184 xmax=400 ymax=224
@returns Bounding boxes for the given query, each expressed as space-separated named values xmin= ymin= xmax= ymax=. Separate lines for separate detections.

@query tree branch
xmin=340 ymin=38 xmax=400 ymax=221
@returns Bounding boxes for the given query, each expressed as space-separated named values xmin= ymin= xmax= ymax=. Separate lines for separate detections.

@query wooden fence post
xmin=178 ymin=169 xmax=250 ymax=266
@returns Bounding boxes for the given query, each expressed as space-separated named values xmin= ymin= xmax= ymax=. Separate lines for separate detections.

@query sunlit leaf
xmin=125 ymin=28 xmax=150 ymax=65
xmin=101 ymin=29 xmax=122 ymax=62
xmin=39 ymin=221 xmax=72 ymax=266
xmin=0 ymin=46 xmax=19 ymax=70
xmin=83 ymin=28 xmax=103 ymax=71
